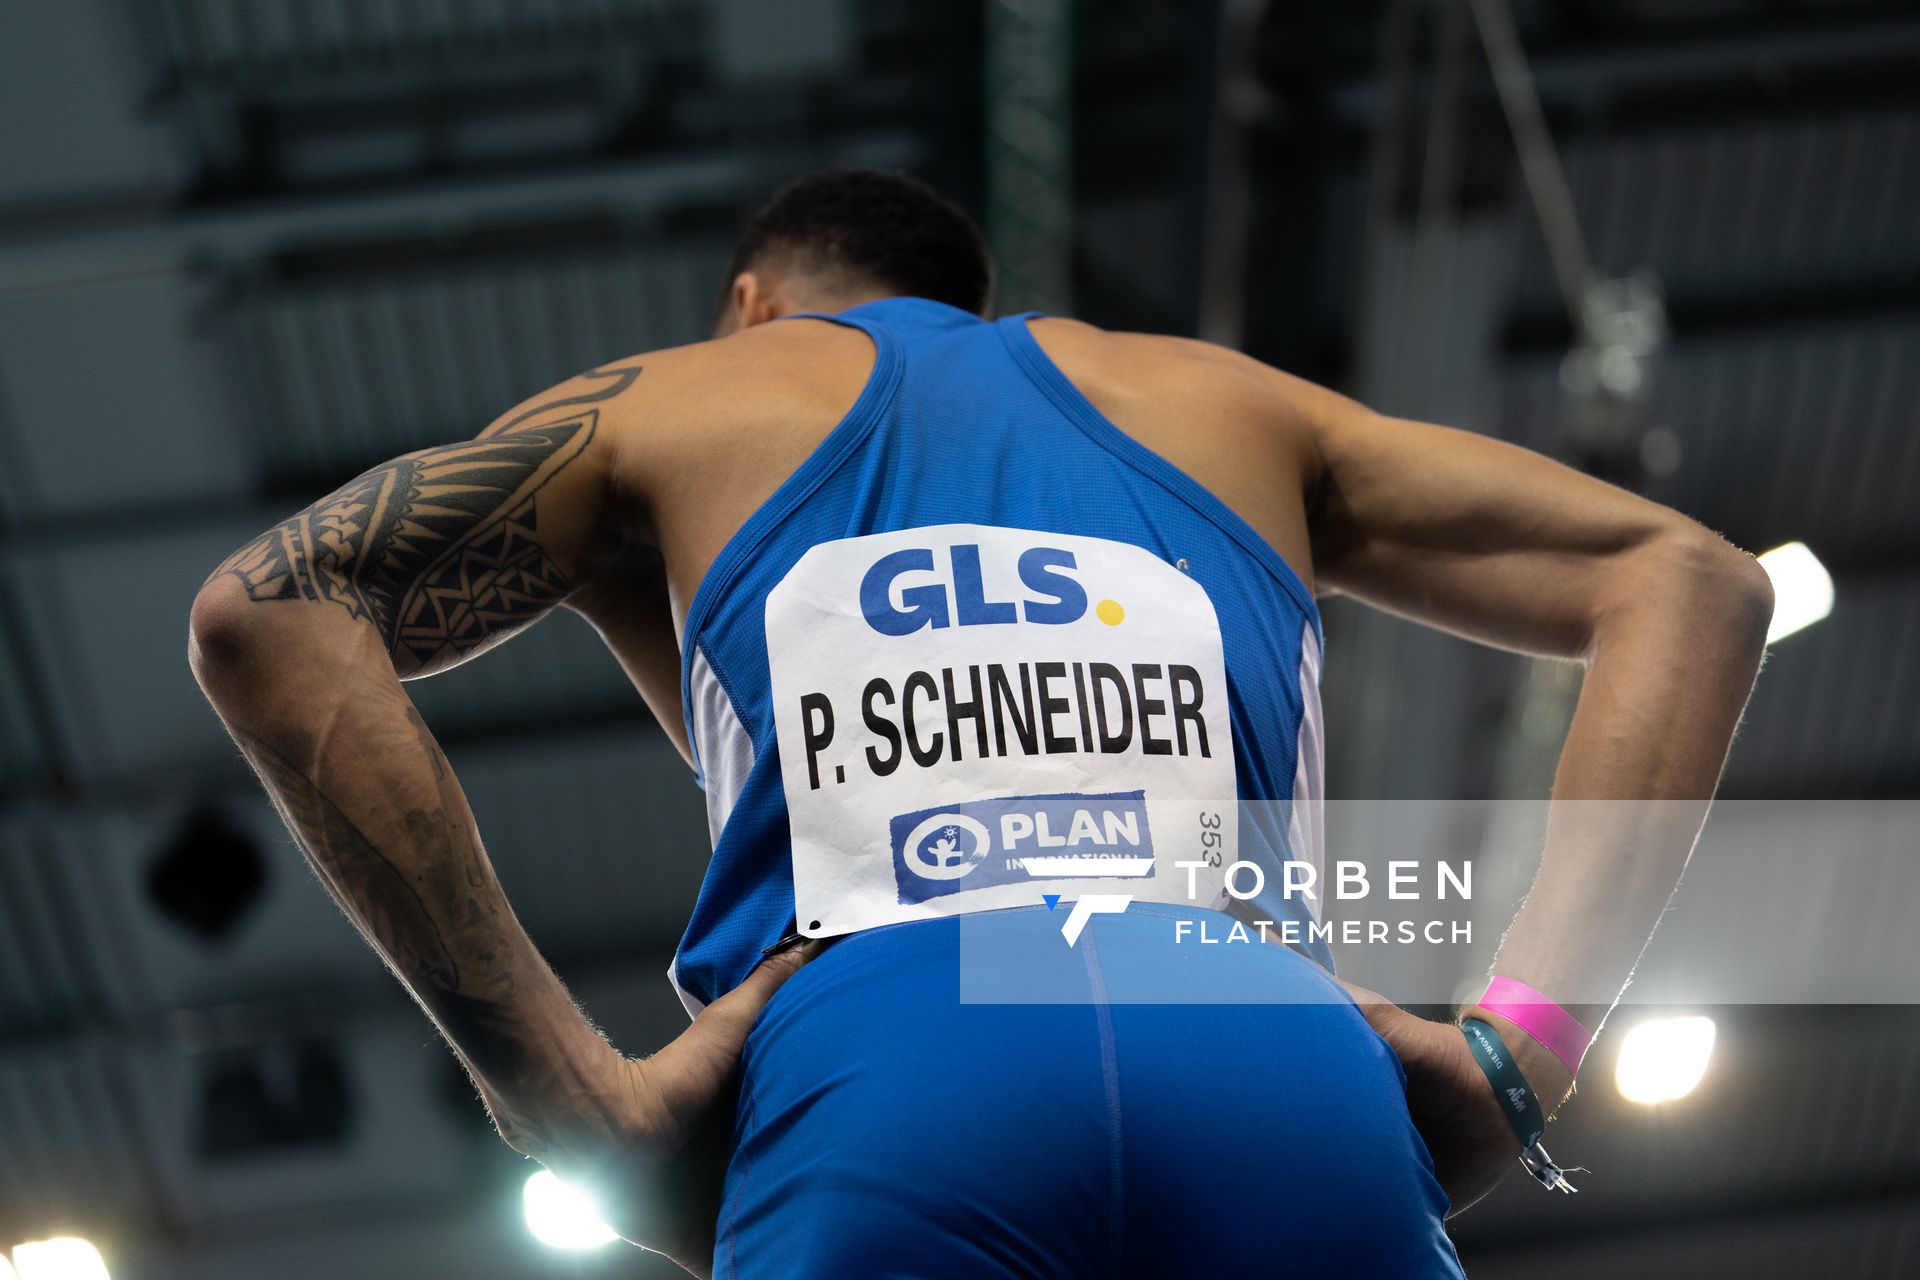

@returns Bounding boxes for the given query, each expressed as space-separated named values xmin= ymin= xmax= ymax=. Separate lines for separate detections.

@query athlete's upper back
xmin=640 ymin=297 xmax=1328 ymax=1011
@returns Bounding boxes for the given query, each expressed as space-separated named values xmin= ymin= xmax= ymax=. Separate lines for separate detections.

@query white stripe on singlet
xmin=674 ymin=643 xmax=759 ymax=1017
xmin=1286 ymin=622 xmax=1326 ymax=889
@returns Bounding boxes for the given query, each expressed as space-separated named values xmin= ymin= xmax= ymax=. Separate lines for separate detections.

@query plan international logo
xmin=891 ymin=791 xmax=1154 ymax=942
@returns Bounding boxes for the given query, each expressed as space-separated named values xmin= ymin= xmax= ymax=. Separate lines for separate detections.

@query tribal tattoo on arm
xmin=213 ymin=364 xmax=638 ymax=675
xmin=194 ymin=365 xmax=644 ymax=1134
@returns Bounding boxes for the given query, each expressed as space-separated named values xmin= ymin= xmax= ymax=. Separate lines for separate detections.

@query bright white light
xmin=522 ymin=1170 xmax=618 ymax=1250
xmin=1 ymin=1251 xmax=16 ymax=1279
xmin=1758 ymin=541 xmax=1833 ymax=643
xmin=11 ymin=1238 xmax=110 ymax=1280
xmin=1616 ymin=1015 xmax=1717 ymax=1104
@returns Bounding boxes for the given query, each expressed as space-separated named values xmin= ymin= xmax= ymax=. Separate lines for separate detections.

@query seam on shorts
xmin=719 ymin=1069 xmax=760 ymax=1280
xmin=1080 ymin=927 xmax=1125 ymax=1272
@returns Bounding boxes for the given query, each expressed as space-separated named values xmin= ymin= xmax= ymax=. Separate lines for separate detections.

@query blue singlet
xmin=673 ymin=298 xmax=1462 ymax=1277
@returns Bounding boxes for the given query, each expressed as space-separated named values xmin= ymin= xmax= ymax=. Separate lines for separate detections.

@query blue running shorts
xmin=713 ymin=903 xmax=1465 ymax=1279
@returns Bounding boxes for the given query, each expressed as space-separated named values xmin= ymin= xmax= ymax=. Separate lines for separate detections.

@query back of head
xmin=723 ymin=169 xmax=995 ymax=319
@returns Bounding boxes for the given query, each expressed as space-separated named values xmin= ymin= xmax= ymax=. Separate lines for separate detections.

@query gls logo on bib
xmin=767 ymin=524 xmax=1237 ymax=938
xmin=860 ymin=544 xmax=1086 ymax=633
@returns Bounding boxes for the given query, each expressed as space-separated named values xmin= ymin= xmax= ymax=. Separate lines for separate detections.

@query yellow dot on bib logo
xmin=1096 ymin=599 xmax=1125 ymax=626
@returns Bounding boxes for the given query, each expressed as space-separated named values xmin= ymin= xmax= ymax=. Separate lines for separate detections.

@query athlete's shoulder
xmin=1029 ymin=318 xmax=1355 ymax=472
xmin=530 ymin=319 xmax=869 ymax=460
xmin=1024 ymin=317 xmax=1348 ymax=426
xmin=594 ymin=319 xmax=873 ymax=411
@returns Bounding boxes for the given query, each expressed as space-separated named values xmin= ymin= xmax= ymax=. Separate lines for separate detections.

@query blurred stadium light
xmin=521 ymin=1171 xmax=618 ymax=1251
xmin=9 ymin=1240 xmax=110 ymax=1280
xmin=1615 ymin=1015 xmax=1718 ymax=1106
xmin=1759 ymin=542 xmax=1836 ymax=644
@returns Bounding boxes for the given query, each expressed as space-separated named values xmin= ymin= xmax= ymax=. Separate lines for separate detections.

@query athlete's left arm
xmin=1288 ymin=372 xmax=1773 ymax=1209
xmin=188 ymin=362 xmax=804 ymax=1270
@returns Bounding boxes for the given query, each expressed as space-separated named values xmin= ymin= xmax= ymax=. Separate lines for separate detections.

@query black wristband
xmin=1460 ymin=1016 xmax=1547 ymax=1149
xmin=1460 ymin=1017 xmax=1580 ymax=1192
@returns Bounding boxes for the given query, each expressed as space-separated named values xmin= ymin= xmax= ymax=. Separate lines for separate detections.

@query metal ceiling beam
xmin=0 ymin=133 xmax=920 ymax=295
xmin=1460 ymin=1172 xmax=1920 ymax=1260
xmin=0 ymin=708 xmax=672 ymax=808
xmin=1500 ymin=276 xmax=1920 ymax=357
xmin=1327 ymin=13 xmax=1920 ymax=129
xmin=0 ymin=939 xmax=682 ymax=1058
xmin=1195 ymin=0 xmax=1269 ymax=350
xmin=984 ymin=0 xmax=1074 ymax=316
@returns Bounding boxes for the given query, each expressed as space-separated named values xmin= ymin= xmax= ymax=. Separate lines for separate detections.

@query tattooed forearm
xmin=237 ymin=724 xmax=463 ymax=991
xmin=194 ymin=366 xmax=639 ymax=1137
xmin=233 ymin=717 xmax=564 ymax=1092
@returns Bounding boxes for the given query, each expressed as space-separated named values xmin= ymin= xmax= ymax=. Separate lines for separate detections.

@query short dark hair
xmin=724 ymin=169 xmax=995 ymax=316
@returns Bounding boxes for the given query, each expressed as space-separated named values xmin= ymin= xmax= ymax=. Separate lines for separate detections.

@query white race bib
xmin=767 ymin=524 xmax=1237 ymax=937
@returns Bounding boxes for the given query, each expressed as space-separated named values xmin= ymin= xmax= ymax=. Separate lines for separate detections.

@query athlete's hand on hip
xmin=499 ymin=940 xmax=824 ymax=1278
xmin=1340 ymin=982 xmax=1521 ymax=1216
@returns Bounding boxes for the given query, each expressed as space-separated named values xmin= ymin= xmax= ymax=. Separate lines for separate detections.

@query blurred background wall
xmin=0 ymin=1 xmax=1914 ymax=1276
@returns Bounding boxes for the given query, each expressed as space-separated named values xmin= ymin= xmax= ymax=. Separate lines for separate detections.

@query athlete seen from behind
xmin=189 ymin=170 xmax=1772 ymax=1277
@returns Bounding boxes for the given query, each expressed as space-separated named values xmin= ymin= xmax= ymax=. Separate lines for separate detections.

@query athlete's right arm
xmin=187 ymin=360 xmax=806 ymax=1272
xmin=1289 ymin=372 xmax=1773 ymax=1207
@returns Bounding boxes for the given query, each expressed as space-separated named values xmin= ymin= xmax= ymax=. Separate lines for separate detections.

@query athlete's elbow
xmin=1612 ymin=523 xmax=1774 ymax=657
xmin=190 ymin=579 xmax=314 ymax=727
xmin=189 ymin=575 xmax=263 ymax=683
xmin=1718 ymin=546 xmax=1776 ymax=653
xmin=188 ymin=573 xmax=336 ymax=700
xmin=1674 ymin=529 xmax=1772 ymax=650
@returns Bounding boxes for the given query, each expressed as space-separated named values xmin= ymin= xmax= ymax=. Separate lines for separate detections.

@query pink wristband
xmin=1476 ymin=976 xmax=1593 ymax=1076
